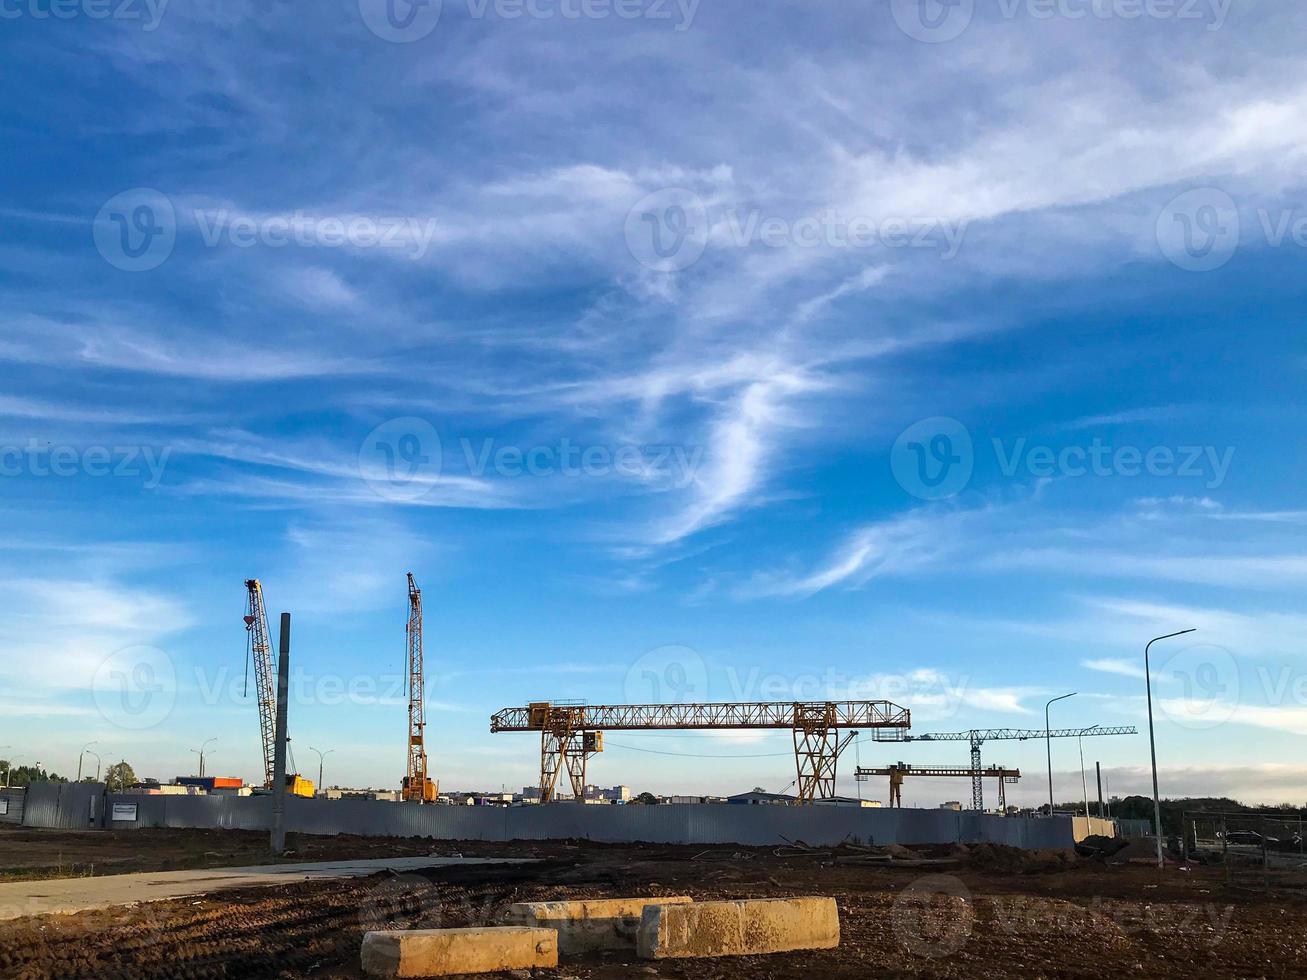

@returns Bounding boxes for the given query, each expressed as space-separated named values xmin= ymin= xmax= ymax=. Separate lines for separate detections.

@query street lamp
xmin=85 ymin=749 xmax=102 ymax=783
xmin=1045 ymin=692 xmax=1076 ymax=815
xmin=308 ymin=746 xmax=334 ymax=795
xmin=78 ymin=742 xmax=99 ymax=783
xmin=191 ymin=738 xmax=218 ymax=779
xmin=0 ymin=752 xmax=14 ymax=790
xmin=1078 ymin=726 xmax=1099 ymax=818
xmin=1145 ymin=627 xmax=1197 ymax=869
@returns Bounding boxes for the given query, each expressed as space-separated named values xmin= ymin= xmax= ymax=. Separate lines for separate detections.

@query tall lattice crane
xmin=242 ymin=579 xmax=315 ymax=797
xmin=491 ymin=700 xmax=910 ymax=804
xmin=401 ymin=573 xmax=437 ymax=802
xmin=905 ymin=726 xmax=1138 ymax=811
xmin=243 ymin=579 xmax=278 ymax=789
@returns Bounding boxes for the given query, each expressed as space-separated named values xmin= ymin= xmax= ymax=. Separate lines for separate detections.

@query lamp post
xmin=78 ymin=742 xmax=98 ymax=783
xmin=191 ymin=738 xmax=218 ymax=779
xmin=1078 ymin=726 xmax=1098 ymax=818
xmin=308 ymin=746 xmax=334 ymax=796
xmin=0 ymin=750 xmax=11 ymax=790
xmin=1045 ymin=692 xmax=1076 ymax=816
xmin=85 ymin=749 xmax=102 ymax=783
xmin=1145 ymin=627 xmax=1197 ymax=869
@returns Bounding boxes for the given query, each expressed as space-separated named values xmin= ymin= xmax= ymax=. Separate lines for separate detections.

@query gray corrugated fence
xmin=0 ymin=788 xmax=25 ymax=826
xmin=13 ymin=783 xmax=1074 ymax=848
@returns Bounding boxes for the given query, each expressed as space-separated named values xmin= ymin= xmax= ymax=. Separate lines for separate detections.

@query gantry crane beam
xmin=491 ymin=700 xmax=911 ymax=804
xmin=904 ymin=726 xmax=1138 ymax=811
xmin=856 ymin=763 xmax=1021 ymax=810
xmin=401 ymin=573 xmax=437 ymax=803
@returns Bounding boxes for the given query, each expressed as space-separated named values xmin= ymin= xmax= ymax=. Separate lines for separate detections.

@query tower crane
xmin=242 ymin=579 xmax=315 ymax=798
xmin=904 ymin=726 xmax=1138 ymax=811
xmin=491 ymin=700 xmax=910 ymax=804
xmin=401 ymin=573 xmax=437 ymax=802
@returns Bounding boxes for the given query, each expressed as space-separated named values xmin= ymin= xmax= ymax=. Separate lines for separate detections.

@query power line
xmin=603 ymin=740 xmax=793 ymax=759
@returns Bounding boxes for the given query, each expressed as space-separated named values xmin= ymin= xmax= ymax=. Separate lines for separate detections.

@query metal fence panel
xmin=13 ymin=782 xmax=1075 ymax=849
xmin=0 ymin=788 xmax=25 ymax=826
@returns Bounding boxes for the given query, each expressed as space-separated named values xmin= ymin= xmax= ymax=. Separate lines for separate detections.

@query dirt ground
xmin=0 ymin=827 xmax=1305 ymax=979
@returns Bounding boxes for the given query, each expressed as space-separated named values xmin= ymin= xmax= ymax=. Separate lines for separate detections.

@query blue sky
xmin=2 ymin=0 xmax=1306 ymax=806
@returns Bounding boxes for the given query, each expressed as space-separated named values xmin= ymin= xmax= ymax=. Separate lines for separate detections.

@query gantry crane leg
xmin=793 ymin=704 xmax=841 ymax=803
xmin=970 ymin=732 xmax=984 ymax=811
xmin=540 ymin=728 xmax=566 ymax=803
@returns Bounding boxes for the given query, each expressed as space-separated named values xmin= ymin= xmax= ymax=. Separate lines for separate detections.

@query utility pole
xmin=191 ymin=738 xmax=217 ymax=779
xmin=271 ymin=613 xmax=291 ymax=855
xmin=1096 ymin=761 xmax=1104 ymax=819
xmin=1045 ymin=693 xmax=1076 ymax=816
xmin=1145 ymin=628 xmax=1196 ymax=869
xmin=309 ymin=746 xmax=334 ymax=797
xmin=1078 ymin=725 xmax=1098 ymax=817
xmin=77 ymin=742 xmax=97 ymax=783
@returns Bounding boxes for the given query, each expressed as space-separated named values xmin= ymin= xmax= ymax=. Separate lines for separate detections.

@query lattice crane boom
xmin=401 ymin=573 xmax=437 ymax=802
xmin=243 ymin=579 xmax=278 ymax=789
xmin=491 ymin=700 xmax=911 ymax=804
xmin=904 ymin=726 xmax=1139 ymax=811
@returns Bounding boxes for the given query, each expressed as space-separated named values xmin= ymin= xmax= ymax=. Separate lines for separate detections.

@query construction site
xmin=0 ymin=574 xmax=1304 ymax=978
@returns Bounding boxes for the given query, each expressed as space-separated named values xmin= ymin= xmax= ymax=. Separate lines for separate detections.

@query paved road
xmin=0 ymin=856 xmax=533 ymax=920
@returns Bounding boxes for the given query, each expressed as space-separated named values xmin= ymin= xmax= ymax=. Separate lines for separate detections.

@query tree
xmin=104 ymin=761 xmax=138 ymax=794
xmin=634 ymin=792 xmax=659 ymax=805
xmin=0 ymin=762 xmax=66 ymax=787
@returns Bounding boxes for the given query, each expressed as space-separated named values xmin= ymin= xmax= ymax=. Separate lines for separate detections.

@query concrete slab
xmin=507 ymin=896 xmax=693 ymax=953
xmin=362 ymin=926 xmax=558 ymax=977
xmin=637 ymin=896 xmax=840 ymax=959
xmin=0 ymin=856 xmax=534 ymax=921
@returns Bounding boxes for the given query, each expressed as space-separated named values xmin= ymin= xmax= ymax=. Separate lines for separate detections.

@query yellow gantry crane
xmin=856 ymin=763 xmax=1022 ymax=810
xmin=401 ymin=573 xmax=437 ymax=803
xmin=242 ymin=579 xmax=314 ymax=798
xmin=491 ymin=700 xmax=911 ymax=804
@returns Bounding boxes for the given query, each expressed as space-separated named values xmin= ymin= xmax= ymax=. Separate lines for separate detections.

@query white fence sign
xmin=110 ymin=803 xmax=138 ymax=822
xmin=0 ymin=798 xmax=8 ymax=815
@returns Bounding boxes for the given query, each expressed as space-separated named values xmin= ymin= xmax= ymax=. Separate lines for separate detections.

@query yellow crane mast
xmin=242 ymin=579 xmax=314 ymax=798
xmin=401 ymin=573 xmax=437 ymax=802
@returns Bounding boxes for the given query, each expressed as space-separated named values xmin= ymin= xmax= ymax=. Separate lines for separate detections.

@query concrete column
xmin=271 ymin=612 xmax=291 ymax=854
